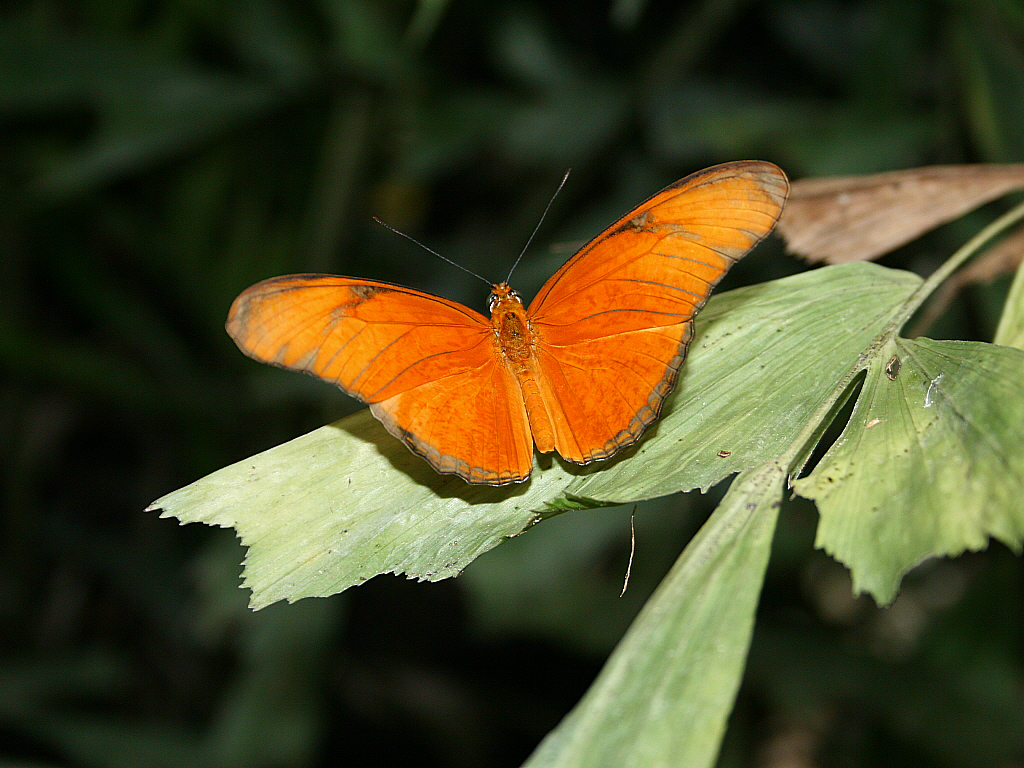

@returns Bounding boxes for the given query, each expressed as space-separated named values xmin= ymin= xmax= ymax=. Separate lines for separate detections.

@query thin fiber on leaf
xmin=778 ymin=164 xmax=1024 ymax=264
xmin=795 ymin=338 xmax=1024 ymax=604
xmin=151 ymin=263 xmax=922 ymax=607
xmin=522 ymin=463 xmax=784 ymax=768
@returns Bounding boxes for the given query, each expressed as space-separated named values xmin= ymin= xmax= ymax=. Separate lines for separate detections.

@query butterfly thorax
xmin=489 ymin=283 xmax=533 ymax=363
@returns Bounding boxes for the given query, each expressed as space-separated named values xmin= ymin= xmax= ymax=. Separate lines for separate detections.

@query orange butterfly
xmin=227 ymin=161 xmax=789 ymax=485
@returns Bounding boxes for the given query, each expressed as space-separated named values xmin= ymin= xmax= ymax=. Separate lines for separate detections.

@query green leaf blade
xmin=796 ymin=338 xmax=1024 ymax=604
xmin=521 ymin=463 xmax=784 ymax=768
xmin=151 ymin=409 xmax=572 ymax=608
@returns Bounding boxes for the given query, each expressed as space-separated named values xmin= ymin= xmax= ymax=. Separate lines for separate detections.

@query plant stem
xmin=889 ymin=197 xmax=1024 ymax=333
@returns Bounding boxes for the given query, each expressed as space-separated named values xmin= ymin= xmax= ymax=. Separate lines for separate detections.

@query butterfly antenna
xmin=372 ymin=217 xmax=492 ymax=288
xmin=504 ymin=169 xmax=572 ymax=284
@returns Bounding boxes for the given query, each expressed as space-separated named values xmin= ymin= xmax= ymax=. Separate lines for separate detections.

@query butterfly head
xmin=488 ymin=282 xmax=523 ymax=313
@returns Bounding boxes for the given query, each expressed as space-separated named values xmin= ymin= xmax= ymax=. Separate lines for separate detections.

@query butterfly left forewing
xmin=227 ymin=274 xmax=534 ymax=484
xmin=526 ymin=161 xmax=789 ymax=464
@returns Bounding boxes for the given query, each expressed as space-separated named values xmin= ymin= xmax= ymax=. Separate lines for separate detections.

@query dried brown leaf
xmin=778 ymin=164 xmax=1024 ymax=264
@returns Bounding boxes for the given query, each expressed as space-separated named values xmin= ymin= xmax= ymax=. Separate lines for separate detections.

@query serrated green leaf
xmin=151 ymin=409 xmax=566 ymax=608
xmin=795 ymin=337 xmax=1024 ymax=604
xmin=522 ymin=462 xmax=784 ymax=768
xmin=150 ymin=263 xmax=921 ymax=607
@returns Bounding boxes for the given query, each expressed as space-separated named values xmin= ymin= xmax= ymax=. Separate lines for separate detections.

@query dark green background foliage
xmin=1 ymin=1 xmax=1021 ymax=766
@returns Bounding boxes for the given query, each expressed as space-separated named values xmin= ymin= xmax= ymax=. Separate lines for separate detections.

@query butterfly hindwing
xmin=370 ymin=360 xmax=535 ymax=485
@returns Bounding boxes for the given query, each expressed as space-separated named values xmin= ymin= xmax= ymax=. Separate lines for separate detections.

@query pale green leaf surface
xmin=150 ymin=263 xmax=920 ymax=607
xmin=522 ymin=463 xmax=784 ymax=768
xmin=795 ymin=337 xmax=1024 ymax=604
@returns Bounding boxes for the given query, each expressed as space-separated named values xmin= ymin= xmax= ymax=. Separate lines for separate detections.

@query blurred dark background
xmin=1 ymin=1 xmax=1022 ymax=766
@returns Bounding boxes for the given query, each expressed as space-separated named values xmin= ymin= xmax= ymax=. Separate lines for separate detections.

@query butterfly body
xmin=227 ymin=161 xmax=790 ymax=485
xmin=487 ymin=284 xmax=557 ymax=456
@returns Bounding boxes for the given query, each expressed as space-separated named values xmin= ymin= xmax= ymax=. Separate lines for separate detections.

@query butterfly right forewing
xmin=526 ymin=161 xmax=790 ymax=464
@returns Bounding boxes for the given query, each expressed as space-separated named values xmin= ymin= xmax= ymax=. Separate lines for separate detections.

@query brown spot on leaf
xmin=885 ymin=355 xmax=901 ymax=380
